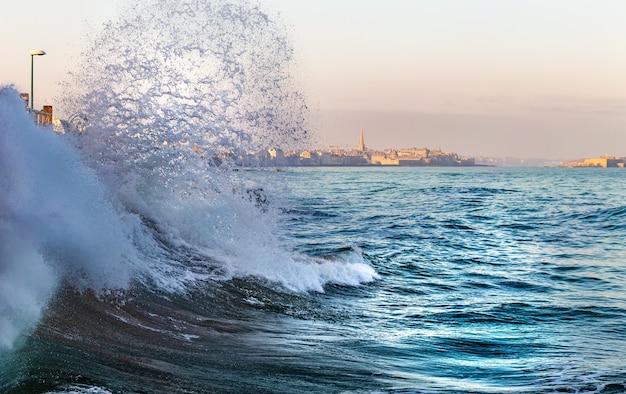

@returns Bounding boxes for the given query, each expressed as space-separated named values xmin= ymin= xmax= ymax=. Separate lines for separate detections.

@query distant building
xmin=583 ymin=156 xmax=624 ymax=168
xmin=560 ymin=156 xmax=625 ymax=168
xmin=320 ymin=152 xmax=344 ymax=165
xmin=268 ymin=147 xmax=284 ymax=159
xmin=358 ymin=129 xmax=365 ymax=152
xmin=370 ymin=150 xmax=399 ymax=165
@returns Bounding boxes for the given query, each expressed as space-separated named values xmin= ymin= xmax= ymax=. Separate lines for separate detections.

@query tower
xmin=358 ymin=129 xmax=365 ymax=152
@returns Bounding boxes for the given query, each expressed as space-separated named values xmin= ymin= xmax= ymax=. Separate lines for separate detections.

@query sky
xmin=2 ymin=0 xmax=625 ymax=160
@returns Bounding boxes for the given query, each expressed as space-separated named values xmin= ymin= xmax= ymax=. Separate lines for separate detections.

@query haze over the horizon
xmin=2 ymin=0 xmax=625 ymax=160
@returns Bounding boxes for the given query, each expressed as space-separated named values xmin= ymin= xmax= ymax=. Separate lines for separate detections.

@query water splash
xmin=61 ymin=0 xmax=309 ymax=177
xmin=0 ymin=87 xmax=138 ymax=350
xmin=53 ymin=0 xmax=377 ymax=295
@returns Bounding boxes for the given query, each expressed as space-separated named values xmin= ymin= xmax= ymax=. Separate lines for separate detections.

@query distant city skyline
xmin=2 ymin=0 xmax=625 ymax=160
xmin=311 ymin=109 xmax=626 ymax=160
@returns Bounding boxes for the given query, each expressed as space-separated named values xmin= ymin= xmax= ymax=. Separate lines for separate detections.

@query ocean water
xmin=2 ymin=0 xmax=626 ymax=392
xmin=2 ymin=141 xmax=626 ymax=393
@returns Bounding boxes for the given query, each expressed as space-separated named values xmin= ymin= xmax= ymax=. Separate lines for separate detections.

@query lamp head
xmin=30 ymin=50 xmax=46 ymax=56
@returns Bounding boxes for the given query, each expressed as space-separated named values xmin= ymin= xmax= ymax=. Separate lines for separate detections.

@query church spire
xmin=358 ymin=129 xmax=365 ymax=152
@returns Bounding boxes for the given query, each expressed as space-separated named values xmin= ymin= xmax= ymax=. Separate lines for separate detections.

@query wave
xmin=0 ymin=88 xmax=138 ymax=351
xmin=0 ymin=1 xmax=379 ymax=354
xmin=0 ymin=86 xmax=378 ymax=355
xmin=569 ymin=204 xmax=626 ymax=226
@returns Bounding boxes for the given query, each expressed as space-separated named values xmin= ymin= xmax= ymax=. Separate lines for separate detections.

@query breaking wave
xmin=0 ymin=0 xmax=377 ymax=354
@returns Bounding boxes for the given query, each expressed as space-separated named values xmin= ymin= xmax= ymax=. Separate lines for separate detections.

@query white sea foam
xmin=46 ymin=385 xmax=114 ymax=394
xmin=0 ymin=234 xmax=55 ymax=350
xmin=0 ymin=87 xmax=137 ymax=350
xmin=124 ymin=171 xmax=378 ymax=293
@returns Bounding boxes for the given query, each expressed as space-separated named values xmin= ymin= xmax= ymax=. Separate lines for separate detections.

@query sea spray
xmin=0 ymin=87 xmax=137 ymax=350
xmin=55 ymin=0 xmax=377 ymax=293
xmin=60 ymin=0 xmax=310 ymax=181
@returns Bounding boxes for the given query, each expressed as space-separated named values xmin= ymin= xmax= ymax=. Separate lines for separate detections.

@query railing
xmin=27 ymin=107 xmax=71 ymax=133
xmin=29 ymin=108 xmax=53 ymax=126
xmin=23 ymin=95 xmax=87 ymax=132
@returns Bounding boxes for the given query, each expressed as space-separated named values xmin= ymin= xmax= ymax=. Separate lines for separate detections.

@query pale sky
xmin=2 ymin=1 xmax=625 ymax=159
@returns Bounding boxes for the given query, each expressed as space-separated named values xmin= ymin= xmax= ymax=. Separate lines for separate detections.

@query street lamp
xmin=30 ymin=50 xmax=46 ymax=111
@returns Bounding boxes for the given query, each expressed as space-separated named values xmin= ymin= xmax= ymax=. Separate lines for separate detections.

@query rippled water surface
xmin=267 ymin=167 xmax=626 ymax=393
xmin=3 ymin=166 xmax=626 ymax=393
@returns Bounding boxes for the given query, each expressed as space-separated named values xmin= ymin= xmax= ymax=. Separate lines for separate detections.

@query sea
xmin=2 ymin=114 xmax=626 ymax=393
xmin=2 ymin=1 xmax=626 ymax=392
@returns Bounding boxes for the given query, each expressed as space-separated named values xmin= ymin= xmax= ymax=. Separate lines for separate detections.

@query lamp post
xmin=29 ymin=50 xmax=46 ymax=111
